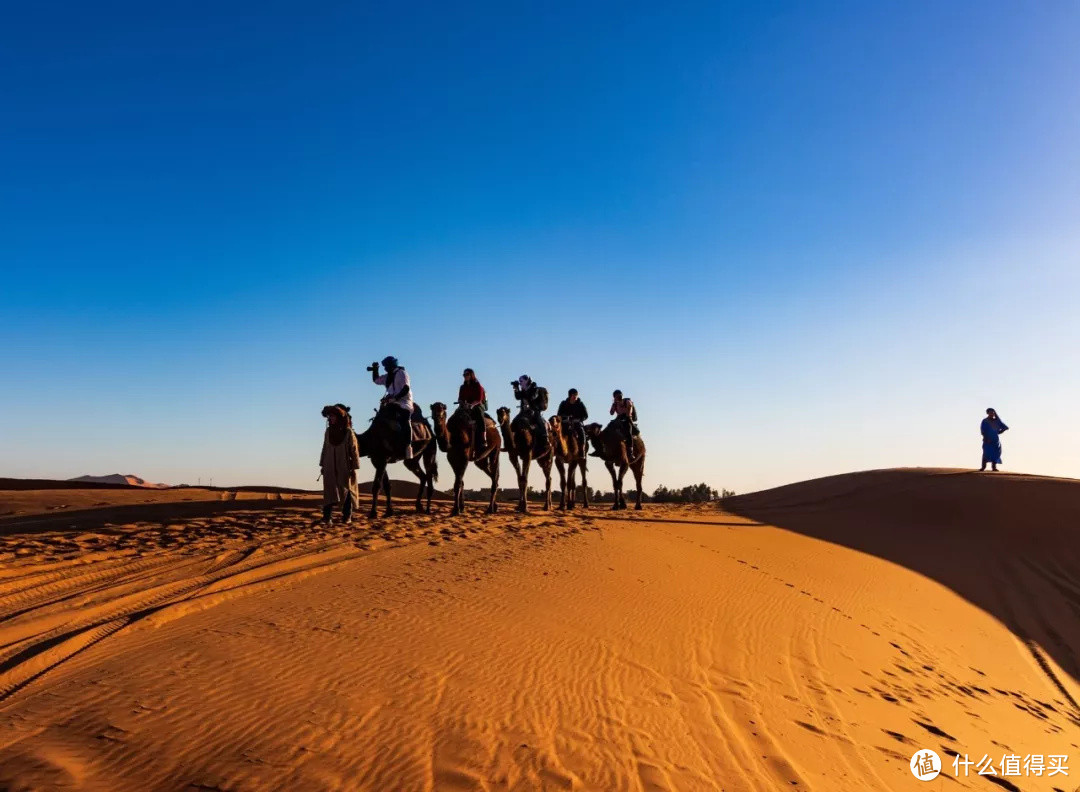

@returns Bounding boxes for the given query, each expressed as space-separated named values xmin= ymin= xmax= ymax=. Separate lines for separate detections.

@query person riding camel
xmin=369 ymin=355 xmax=414 ymax=460
xmin=599 ymin=389 xmax=638 ymax=457
xmin=557 ymin=388 xmax=589 ymax=451
xmin=458 ymin=368 xmax=488 ymax=454
xmin=511 ymin=374 xmax=550 ymax=453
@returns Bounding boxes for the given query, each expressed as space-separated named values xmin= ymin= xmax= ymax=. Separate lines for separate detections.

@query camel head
xmin=430 ymin=402 xmax=447 ymax=423
xmin=548 ymin=415 xmax=562 ymax=436
xmin=496 ymin=406 xmax=511 ymax=426
xmin=584 ymin=422 xmax=602 ymax=439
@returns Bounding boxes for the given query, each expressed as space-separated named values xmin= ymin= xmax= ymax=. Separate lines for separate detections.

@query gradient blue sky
xmin=2 ymin=2 xmax=1078 ymax=493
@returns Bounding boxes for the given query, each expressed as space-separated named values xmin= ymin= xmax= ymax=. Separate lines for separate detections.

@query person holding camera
xmin=368 ymin=356 xmax=414 ymax=459
xmin=512 ymin=374 xmax=549 ymax=453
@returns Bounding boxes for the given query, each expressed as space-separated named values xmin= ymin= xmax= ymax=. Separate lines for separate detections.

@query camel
xmin=355 ymin=408 xmax=438 ymax=518
xmin=496 ymin=406 xmax=555 ymax=512
xmin=430 ymin=402 xmax=501 ymax=516
xmin=584 ymin=420 xmax=645 ymax=510
xmin=549 ymin=415 xmax=589 ymax=510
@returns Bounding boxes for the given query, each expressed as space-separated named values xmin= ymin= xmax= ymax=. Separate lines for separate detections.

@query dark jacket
xmin=557 ymin=399 xmax=588 ymax=422
xmin=513 ymin=382 xmax=545 ymax=414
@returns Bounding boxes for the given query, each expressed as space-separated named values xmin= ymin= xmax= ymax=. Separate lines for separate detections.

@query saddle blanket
xmin=412 ymin=421 xmax=432 ymax=443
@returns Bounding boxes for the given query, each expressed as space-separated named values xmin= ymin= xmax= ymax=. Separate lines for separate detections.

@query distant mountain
xmin=68 ymin=474 xmax=169 ymax=489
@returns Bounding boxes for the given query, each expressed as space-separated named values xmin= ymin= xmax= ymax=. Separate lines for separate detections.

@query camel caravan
xmin=320 ymin=357 xmax=645 ymax=521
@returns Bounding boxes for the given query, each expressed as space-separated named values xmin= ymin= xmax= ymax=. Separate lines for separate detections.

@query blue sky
xmin=2 ymin=2 xmax=1078 ymax=493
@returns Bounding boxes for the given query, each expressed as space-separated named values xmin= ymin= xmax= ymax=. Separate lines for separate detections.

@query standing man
xmin=458 ymin=368 xmax=488 ymax=454
xmin=369 ymin=356 xmax=414 ymax=459
xmin=980 ymin=407 xmax=1009 ymax=472
xmin=557 ymin=388 xmax=589 ymax=451
xmin=319 ymin=404 xmax=360 ymax=524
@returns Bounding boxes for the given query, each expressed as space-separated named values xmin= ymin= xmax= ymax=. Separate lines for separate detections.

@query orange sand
xmin=1 ymin=469 xmax=1078 ymax=790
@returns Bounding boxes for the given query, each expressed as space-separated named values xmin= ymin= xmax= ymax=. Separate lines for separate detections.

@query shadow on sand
xmin=724 ymin=468 xmax=1080 ymax=713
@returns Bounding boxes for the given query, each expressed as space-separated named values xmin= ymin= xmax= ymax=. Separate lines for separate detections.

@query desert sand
xmin=1 ymin=468 xmax=1078 ymax=791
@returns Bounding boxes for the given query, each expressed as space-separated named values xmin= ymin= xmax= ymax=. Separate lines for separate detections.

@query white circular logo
xmin=910 ymin=749 xmax=941 ymax=781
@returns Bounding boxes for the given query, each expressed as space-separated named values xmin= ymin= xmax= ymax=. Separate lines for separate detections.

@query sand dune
xmin=726 ymin=467 xmax=1080 ymax=701
xmin=0 ymin=470 xmax=1078 ymax=790
xmin=68 ymin=475 xmax=170 ymax=489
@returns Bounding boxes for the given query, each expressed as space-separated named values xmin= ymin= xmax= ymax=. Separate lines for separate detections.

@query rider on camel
xmin=557 ymin=388 xmax=589 ymax=452
xmin=595 ymin=389 xmax=638 ymax=457
xmin=511 ymin=374 xmax=550 ymax=453
xmin=369 ymin=355 xmax=414 ymax=460
xmin=458 ymin=368 xmax=488 ymax=454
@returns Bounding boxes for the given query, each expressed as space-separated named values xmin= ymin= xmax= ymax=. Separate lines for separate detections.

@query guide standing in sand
xmin=980 ymin=408 xmax=1009 ymax=472
xmin=320 ymin=404 xmax=360 ymax=523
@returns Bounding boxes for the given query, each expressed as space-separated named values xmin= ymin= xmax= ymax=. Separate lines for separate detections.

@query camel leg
xmin=505 ymin=453 xmax=521 ymax=513
xmin=404 ymin=459 xmax=424 ymax=513
xmin=488 ymin=459 xmax=499 ymax=514
xmin=517 ymin=457 xmax=530 ymax=512
xmin=368 ymin=466 xmax=383 ymax=519
xmin=565 ymin=461 xmax=575 ymax=510
xmin=427 ymin=445 xmax=437 ymax=514
xmin=580 ymin=460 xmax=590 ymax=509
xmin=617 ymin=464 xmax=629 ymax=510
xmin=555 ymin=458 xmax=567 ymax=510
xmin=457 ymin=468 xmax=466 ymax=515
xmin=605 ymin=461 xmax=619 ymax=511
xmin=633 ymin=463 xmax=644 ymax=510
xmin=428 ymin=465 xmax=436 ymax=513
xmin=382 ymin=471 xmax=394 ymax=517
xmin=458 ymin=455 xmax=468 ymax=515
xmin=543 ymin=459 xmax=553 ymax=511
xmin=450 ymin=461 xmax=463 ymax=517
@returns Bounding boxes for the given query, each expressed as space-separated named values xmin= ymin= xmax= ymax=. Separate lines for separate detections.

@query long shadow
xmin=0 ymin=499 xmax=317 ymax=537
xmin=724 ymin=468 xmax=1080 ymax=708
xmin=583 ymin=514 xmax=766 ymax=528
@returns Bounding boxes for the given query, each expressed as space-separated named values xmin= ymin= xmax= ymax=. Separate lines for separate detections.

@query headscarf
xmin=322 ymin=404 xmax=351 ymax=445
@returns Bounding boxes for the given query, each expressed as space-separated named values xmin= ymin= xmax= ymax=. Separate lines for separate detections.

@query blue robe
xmin=980 ymin=417 xmax=1008 ymax=465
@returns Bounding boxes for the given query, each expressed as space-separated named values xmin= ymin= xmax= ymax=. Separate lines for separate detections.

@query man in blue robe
xmin=980 ymin=408 xmax=1009 ymax=472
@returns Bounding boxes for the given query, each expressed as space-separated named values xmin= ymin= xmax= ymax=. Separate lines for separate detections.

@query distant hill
xmin=69 ymin=474 xmax=169 ymax=489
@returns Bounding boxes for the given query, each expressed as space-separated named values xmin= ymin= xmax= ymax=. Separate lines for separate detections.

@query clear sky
xmin=2 ymin=2 xmax=1078 ymax=494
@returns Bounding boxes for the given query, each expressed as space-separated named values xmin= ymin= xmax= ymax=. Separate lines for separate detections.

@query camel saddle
xmin=411 ymin=419 xmax=432 ymax=443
